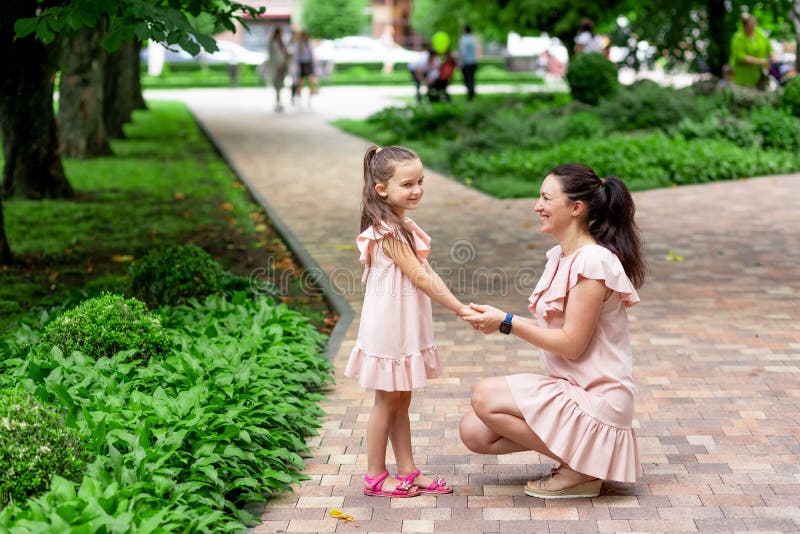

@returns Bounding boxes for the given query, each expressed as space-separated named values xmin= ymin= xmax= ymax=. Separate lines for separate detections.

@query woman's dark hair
xmin=549 ymin=163 xmax=646 ymax=288
xmin=361 ymin=145 xmax=420 ymax=253
xmin=579 ymin=18 xmax=595 ymax=35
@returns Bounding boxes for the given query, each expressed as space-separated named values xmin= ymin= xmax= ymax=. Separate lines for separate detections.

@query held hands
xmin=456 ymin=304 xmax=478 ymax=319
xmin=461 ymin=303 xmax=505 ymax=334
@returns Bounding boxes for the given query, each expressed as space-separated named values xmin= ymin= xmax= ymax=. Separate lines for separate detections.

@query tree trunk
xmin=131 ymin=40 xmax=147 ymax=111
xmin=705 ymin=0 xmax=728 ymax=77
xmin=0 ymin=1 xmax=73 ymax=200
xmin=59 ymin=25 xmax=112 ymax=158
xmin=0 ymin=199 xmax=11 ymax=264
xmin=104 ymin=40 xmax=147 ymax=139
xmin=792 ymin=0 xmax=800 ymax=74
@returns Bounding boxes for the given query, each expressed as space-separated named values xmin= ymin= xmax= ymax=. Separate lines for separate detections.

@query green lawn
xmin=1 ymin=100 xmax=328 ymax=332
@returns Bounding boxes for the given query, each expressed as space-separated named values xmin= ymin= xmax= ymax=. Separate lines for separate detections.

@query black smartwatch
xmin=499 ymin=312 xmax=513 ymax=334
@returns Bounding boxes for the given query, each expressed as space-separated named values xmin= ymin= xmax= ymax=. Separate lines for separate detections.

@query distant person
xmin=717 ymin=63 xmax=735 ymax=89
xmin=729 ymin=13 xmax=774 ymax=89
xmin=266 ymin=27 xmax=290 ymax=112
xmin=381 ymin=26 xmax=397 ymax=74
xmin=458 ymin=24 xmax=479 ymax=101
xmin=292 ymin=32 xmax=317 ymax=105
xmin=574 ymin=18 xmax=605 ymax=55
xmin=407 ymin=45 xmax=439 ymax=103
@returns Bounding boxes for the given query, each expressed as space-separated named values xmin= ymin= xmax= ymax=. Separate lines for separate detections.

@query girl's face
xmin=534 ymin=174 xmax=576 ymax=235
xmin=375 ymin=159 xmax=424 ymax=217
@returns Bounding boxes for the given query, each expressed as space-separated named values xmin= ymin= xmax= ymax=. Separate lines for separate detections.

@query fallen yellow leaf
xmin=220 ymin=203 xmax=234 ymax=211
xmin=174 ymin=192 xmax=186 ymax=200
xmin=336 ymin=244 xmax=358 ymax=250
xmin=665 ymin=250 xmax=685 ymax=262
xmin=112 ymin=255 xmax=135 ymax=263
xmin=328 ymin=509 xmax=355 ymax=522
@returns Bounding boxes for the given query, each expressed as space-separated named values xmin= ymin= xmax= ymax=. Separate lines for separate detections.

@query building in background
xmin=218 ymin=0 xmax=420 ymax=51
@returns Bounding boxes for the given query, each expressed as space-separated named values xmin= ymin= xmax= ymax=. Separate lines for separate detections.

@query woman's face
xmin=534 ymin=174 xmax=574 ymax=235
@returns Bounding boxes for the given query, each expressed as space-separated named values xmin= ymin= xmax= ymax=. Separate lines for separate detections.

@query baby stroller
xmin=767 ymin=60 xmax=796 ymax=87
xmin=427 ymin=54 xmax=456 ymax=102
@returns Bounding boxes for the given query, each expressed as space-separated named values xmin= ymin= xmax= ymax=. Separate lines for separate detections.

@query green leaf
xmin=14 ymin=18 xmax=38 ymax=38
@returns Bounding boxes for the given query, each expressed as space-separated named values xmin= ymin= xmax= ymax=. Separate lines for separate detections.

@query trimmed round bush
xmin=129 ymin=244 xmax=224 ymax=308
xmin=40 ymin=293 xmax=172 ymax=362
xmin=780 ymin=76 xmax=800 ymax=117
xmin=566 ymin=52 xmax=619 ymax=105
xmin=0 ymin=389 xmax=87 ymax=508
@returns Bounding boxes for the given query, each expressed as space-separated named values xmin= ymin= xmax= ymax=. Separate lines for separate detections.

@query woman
xmin=266 ymin=27 xmax=290 ymax=112
xmin=729 ymin=13 xmax=774 ymax=89
xmin=461 ymin=163 xmax=646 ymax=499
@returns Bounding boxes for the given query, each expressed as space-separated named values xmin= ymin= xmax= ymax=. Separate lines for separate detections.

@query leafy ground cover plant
xmin=0 ymin=389 xmax=87 ymax=508
xmin=0 ymin=293 xmax=333 ymax=531
xmin=39 ymin=293 xmax=173 ymax=363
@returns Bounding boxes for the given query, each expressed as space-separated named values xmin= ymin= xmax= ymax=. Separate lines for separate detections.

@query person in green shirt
xmin=729 ymin=13 xmax=774 ymax=89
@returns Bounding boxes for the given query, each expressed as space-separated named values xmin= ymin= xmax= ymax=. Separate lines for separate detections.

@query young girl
xmin=345 ymin=145 xmax=472 ymax=498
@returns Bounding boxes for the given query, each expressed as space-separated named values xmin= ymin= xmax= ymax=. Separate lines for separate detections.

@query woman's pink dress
xmin=344 ymin=218 xmax=442 ymax=391
xmin=506 ymin=244 xmax=642 ymax=483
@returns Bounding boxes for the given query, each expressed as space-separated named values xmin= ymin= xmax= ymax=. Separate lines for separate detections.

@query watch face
xmin=500 ymin=322 xmax=511 ymax=334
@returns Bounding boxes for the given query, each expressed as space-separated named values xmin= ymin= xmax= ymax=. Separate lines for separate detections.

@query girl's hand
xmin=462 ymin=303 xmax=505 ymax=334
xmin=457 ymin=304 xmax=477 ymax=318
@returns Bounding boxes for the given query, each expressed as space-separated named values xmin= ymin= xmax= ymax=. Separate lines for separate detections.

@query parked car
xmin=141 ymin=39 xmax=267 ymax=66
xmin=315 ymin=36 xmax=420 ymax=65
xmin=199 ymin=40 xmax=268 ymax=65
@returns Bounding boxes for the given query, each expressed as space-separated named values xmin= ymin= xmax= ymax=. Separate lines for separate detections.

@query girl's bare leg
xmin=366 ymin=390 xmax=411 ymax=492
xmin=389 ymin=391 xmax=450 ymax=491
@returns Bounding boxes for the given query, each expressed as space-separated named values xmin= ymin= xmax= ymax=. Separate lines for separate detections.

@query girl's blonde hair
xmin=361 ymin=145 xmax=420 ymax=253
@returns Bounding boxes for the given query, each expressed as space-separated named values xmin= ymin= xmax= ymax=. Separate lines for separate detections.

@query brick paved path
xmin=156 ymin=88 xmax=800 ymax=533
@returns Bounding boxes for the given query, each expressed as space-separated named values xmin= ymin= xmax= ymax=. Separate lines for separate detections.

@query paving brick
xmin=179 ymin=87 xmax=800 ymax=534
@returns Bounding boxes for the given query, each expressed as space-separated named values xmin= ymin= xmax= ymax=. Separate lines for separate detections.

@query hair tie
xmin=600 ymin=177 xmax=607 ymax=186
xmin=375 ymin=147 xmax=383 ymax=154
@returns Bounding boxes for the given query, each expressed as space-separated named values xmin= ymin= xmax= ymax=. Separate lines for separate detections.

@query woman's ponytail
xmin=592 ymin=176 xmax=646 ymax=288
xmin=550 ymin=164 xmax=646 ymax=288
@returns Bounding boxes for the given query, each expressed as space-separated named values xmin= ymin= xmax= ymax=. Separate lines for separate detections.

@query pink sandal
xmin=396 ymin=469 xmax=453 ymax=494
xmin=364 ymin=470 xmax=420 ymax=498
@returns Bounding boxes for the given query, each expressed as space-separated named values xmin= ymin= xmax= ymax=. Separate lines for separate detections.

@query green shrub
xmin=751 ymin=106 xmax=800 ymax=151
xmin=597 ymin=83 xmax=723 ymax=132
xmin=674 ymin=114 xmax=757 ymax=147
xmin=0 ymin=389 xmax=86 ymax=508
xmin=40 ymin=293 xmax=172 ymax=362
xmin=780 ymin=76 xmax=800 ymax=117
xmin=129 ymin=244 xmax=224 ymax=308
xmin=566 ymin=52 xmax=619 ymax=105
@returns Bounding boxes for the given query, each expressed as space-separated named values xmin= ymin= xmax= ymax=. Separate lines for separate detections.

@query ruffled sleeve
xmin=528 ymin=244 xmax=639 ymax=320
xmin=356 ymin=218 xmax=431 ymax=282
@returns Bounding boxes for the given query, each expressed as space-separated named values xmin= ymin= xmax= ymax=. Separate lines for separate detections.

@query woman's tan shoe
xmin=524 ymin=477 xmax=602 ymax=499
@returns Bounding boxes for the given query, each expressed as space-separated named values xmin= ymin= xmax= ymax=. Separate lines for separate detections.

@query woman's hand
xmin=461 ymin=303 xmax=505 ymax=334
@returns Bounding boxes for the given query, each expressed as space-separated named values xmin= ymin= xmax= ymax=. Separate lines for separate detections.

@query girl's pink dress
xmin=507 ymin=244 xmax=642 ymax=483
xmin=344 ymin=218 xmax=442 ymax=391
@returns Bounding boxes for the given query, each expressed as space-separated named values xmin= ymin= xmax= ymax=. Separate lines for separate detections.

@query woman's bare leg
xmin=461 ymin=376 xmax=597 ymax=490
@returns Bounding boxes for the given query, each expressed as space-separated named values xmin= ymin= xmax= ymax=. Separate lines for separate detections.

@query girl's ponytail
xmin=550 ymin=164 xmax=646 ymax=288
xmin=360 ymin=144 xmax=419 ymax=252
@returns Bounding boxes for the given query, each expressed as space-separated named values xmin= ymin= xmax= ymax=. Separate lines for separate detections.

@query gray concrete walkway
xmin=148 ymin=86 xmax=800 ymax=533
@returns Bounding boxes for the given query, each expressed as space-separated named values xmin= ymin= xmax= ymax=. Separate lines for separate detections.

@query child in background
xmin=345 ymin=145 xmax=472 ymax=497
